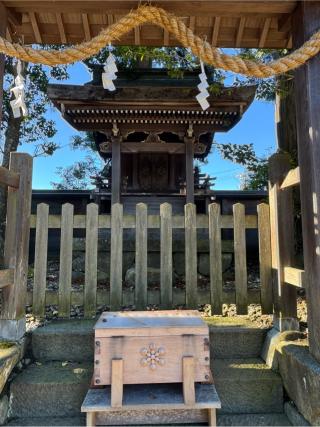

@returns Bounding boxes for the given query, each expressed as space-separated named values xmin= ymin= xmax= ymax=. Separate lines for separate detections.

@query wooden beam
xmin=4 ymin=1 xmax=295 ymax=16
xmin=182 ymin=356 xmax=195 ymax=405
xmin=100 ymin=141 xmax=206 ymax=155
xmin=284 ymin=266 xmax=305 ymax=288
xmin=163 ymin=29 xmax=169 ymax=45
xmin=134 ymin=26 xmax=140 ymax=45
xmin=0 ymin=268 xmax=14 ymax=289
xmin=211 ymin=16 xmax=221 ymax=47
xmin=107 ymin=14 xmax=114 ymax=25
xmin=278 ymin=14 xmax=291 ymax=33
xmin=111 ymin=359 xmax=123 ymax=408
xmin=293 ymin=1 xmax=320 ymax=363
xmin=0 ymin=166 xmax=20 ymax=188
xmin=0 ymin=2 xmax=7 ymax=124
xmin=111 ymin=135 xmax=121 ymax=205
xmin=6 ymin=26 xmax=12 ymax=42
xmin=235 ymin=17 xmax=246 ymax=47
xmin=269 ymin=153 xmax=298 ymax=331
xmin=81 ymin=13 xmax=91 ymax=41
xmin=55 ymin=13 xmax=67 ymax=44
xmin=189 ymin=16 xmax=196 ymax=32
xmin=259 ymin=17 xmax=271 ymax=48
xmin=280 ymin=167 xmax=300 ymax=189
xmin=0 ymin=2 xmax=21 ymax=27
xmin=29 ymin=11 xmax=42 ymax=43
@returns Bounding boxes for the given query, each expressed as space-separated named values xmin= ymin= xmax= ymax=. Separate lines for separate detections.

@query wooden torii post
xmin=293 ymin=1 xmax=320 ymax=364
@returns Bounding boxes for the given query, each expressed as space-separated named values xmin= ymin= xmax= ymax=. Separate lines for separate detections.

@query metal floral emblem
xmin=140 ymin=343 xmax=165 ymax=370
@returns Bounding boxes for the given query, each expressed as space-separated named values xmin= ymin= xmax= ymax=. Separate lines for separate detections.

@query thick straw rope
xmin=0 ymin=5 xmax=319 ymax=77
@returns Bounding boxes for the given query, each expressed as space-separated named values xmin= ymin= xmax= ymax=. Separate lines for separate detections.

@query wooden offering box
xmin=94 ymin=310 xmax=212 ymax=406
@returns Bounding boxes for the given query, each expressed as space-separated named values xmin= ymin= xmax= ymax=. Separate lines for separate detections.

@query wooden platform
xmin=81 ymin=383 xmax=221 ymax=426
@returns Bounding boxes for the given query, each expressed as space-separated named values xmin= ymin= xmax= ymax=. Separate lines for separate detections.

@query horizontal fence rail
xmin=28 ymin=202 xmax=273 ymax=318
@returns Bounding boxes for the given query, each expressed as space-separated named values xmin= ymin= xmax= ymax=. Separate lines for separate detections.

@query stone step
xmin=32 ymin=318 xmax=268 ymax=362
xmin=9 ymin=362 xmax=93 ymax=418
xmin=217 ymin=413 xmax=291 ymax=426
xmin=10 ymin=358 xmax=282 ymax=419
xmin=7 ymin=417 xmax=86 ymax=426
xmin=207 ymin=317 xmax=268 ymax=359
xmin=32 ymin=319 xmax=95 ymax=362
xmin=7 ymin=413 xmax=291 ymax=426
xmin=213 ymin=358 xmax=284 ymax=414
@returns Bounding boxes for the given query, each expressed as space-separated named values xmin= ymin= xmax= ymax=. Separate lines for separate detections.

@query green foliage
xmin=1 ymin=55 xmax=69 ymax=157
xmin=51 ymin=155 xmax=102 ymax=190
xmin=234 ymin=48 xmax=293 ymax=101
xmin=215 ymin=142 xmax=269 ymax=190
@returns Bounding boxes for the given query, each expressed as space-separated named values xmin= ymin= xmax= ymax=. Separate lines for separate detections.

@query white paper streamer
xmin=196 ymin=61 xmax=210 ymax=111
xmin=102 ymin=51 xmax=118 ymax=92
xmin=10 ymin=61 xmax=28 ymax=119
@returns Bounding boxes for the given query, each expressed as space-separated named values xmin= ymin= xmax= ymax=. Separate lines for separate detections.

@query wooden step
xmin=81 ymin=383 xmax=221 ymax=426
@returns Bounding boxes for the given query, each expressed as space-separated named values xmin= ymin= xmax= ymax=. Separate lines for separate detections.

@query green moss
xmin=0 ymin=341 xmax=15 ymax=349
xmin=204 ymin=316 xmax=255 ymax=327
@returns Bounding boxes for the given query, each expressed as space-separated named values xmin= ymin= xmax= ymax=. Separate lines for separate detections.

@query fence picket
xmin=185 ymin=203 xmax=197 ymax=309
xmin=110 ymin=203 xmax=123 ymax=310
xmin=257 ymin=203 xmax=273 ymax=314
xmin=209 ymin=203 xmax=223 ymax=315
xmin=233 ymin=203 xmax=248 ymax=314
xmin=135 ymin=203 xmax=148 ymax=310
xmin=33 ymin=203 xmax=49 ymax=317
xmin=58 ymin=203 xmax=74 ymax=317
xmin=84 ymin=203 xmax=98 ymax=318
xmin=160 ymin=203 xmax=173 ymax=308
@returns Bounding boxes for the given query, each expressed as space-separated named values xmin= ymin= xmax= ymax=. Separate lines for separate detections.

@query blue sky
xmin=20 ymin=62 xmax=276 ymax=190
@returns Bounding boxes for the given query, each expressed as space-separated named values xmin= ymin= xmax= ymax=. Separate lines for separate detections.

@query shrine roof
xmin=47 ymin=68 xmax=256 ymax=139
xmin=3 ymin=1 xmax=296 ymax=49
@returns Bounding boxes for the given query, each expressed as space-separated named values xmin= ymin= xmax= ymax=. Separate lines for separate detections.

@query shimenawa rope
xmin=0 ymin=5 xmax=319 ymax=78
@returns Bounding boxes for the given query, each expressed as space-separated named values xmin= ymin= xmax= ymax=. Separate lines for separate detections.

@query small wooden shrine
xmin=48 ymin=67 xmax=255 ymax=213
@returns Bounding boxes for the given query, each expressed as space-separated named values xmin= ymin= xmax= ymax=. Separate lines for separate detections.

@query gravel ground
xmin=25 ymin=260 xmax=308 ymax=333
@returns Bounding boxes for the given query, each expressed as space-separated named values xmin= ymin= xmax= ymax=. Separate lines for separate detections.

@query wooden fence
xmin=28 ymin=201 xmax=273 ymax=318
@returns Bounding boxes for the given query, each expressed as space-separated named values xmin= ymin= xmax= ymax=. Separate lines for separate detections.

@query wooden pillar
xmin=169 ymin=154 xmax=176 ymax=191
xmin=111 ymin=136 xmax=121 ymax=205
xmin=292 ymin=2 xmax=320 ymax=363
xmin=0 ymin=3 xmax=7 ymax=124
xmin=132 ymin=154 xmax=139 ymax=191
xmin=0 ymin=153 xmax=33 ymax=340
xmin=184 ymin=136 xmax=194 ymax=204
xmin=268 ymin=153 xmax=298 ymax=331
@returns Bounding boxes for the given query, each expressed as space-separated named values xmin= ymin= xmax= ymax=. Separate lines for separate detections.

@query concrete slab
xmin=213 ymin=357 xmax=283 ymax=414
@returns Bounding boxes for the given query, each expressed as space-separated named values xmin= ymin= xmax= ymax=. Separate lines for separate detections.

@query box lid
xmin=94 ymin=310 xmax=208 ymax=337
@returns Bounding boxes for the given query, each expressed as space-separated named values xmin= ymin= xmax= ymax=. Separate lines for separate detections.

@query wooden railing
xmin=28 ymin=201 xmax=272 ymax=318
xmin=269 ymin=153 xmax=304 ymax=330
xmin=0 ymin=153 xmax=33 ymax=340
